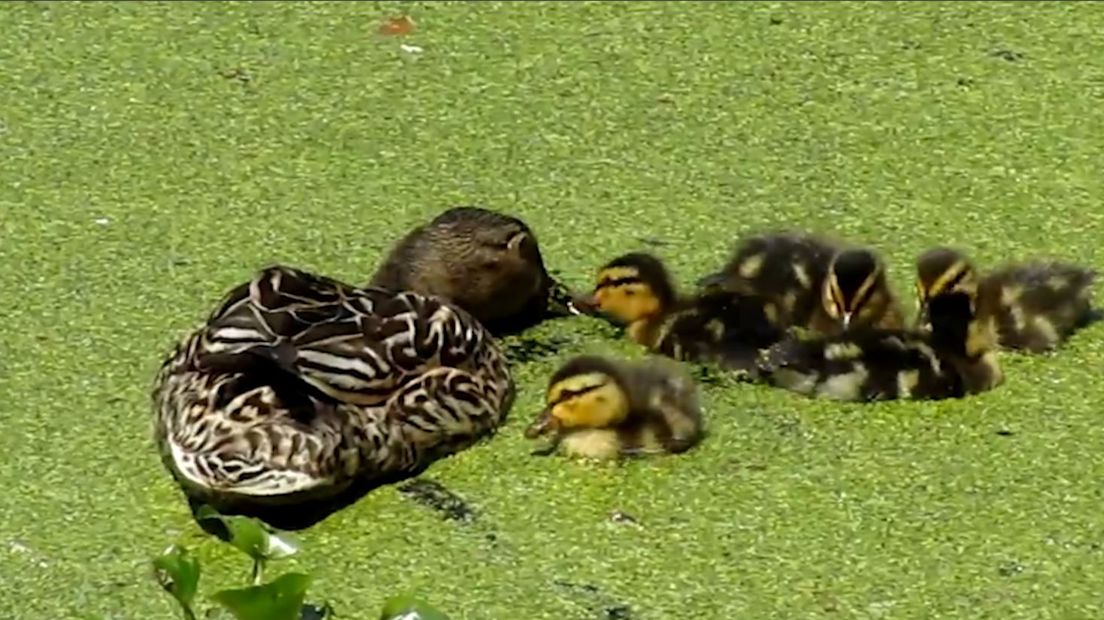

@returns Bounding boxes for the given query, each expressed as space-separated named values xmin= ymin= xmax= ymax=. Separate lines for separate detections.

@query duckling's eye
xmin=624 ymin=289 xmax=636 ymax=297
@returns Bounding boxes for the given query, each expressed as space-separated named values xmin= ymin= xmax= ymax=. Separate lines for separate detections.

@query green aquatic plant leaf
xmin=152 ymin=544 xmax=201 ymax=620
xmin=196 ymin=505 xmax=300 ymax=562
xmin=212 ymin=572 xmax=313 ymax=620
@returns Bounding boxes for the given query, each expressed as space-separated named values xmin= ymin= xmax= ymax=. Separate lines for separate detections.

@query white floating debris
xmin=94 ymin=217 xmax=111 ymax=225
xmin=400 ymin=44 xmax=424 ymax=54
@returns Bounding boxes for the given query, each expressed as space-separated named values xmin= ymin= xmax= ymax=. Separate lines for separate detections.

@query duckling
xmin=697 ymin=231 xmax=906 ymax=335
xmin=152 ymin=264 xmax=515 ymax=515
xmin=524 ymin=355 xmax=704 ymax=460
xmin=575 ymin=252 xmax=783 ymax=373
xmin=752 ymin=290 xmax=1003 ymax=402
xmin=817 ymin=247 xmax=907 ymax=335
xmin=915 ymin=246 xmax=1098 ymax=353
xmin=370 ymin=206 xmax=580 ymax=336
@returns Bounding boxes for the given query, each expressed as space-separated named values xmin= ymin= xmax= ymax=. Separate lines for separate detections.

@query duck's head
xmin=436 ymin=207 xmax=543 ymax=279
xmin=573 ymin=253 xmax=676 ymax=326
xmin=428 ymin=206 xmax=582 ymax=317
xmin=524 ymin=356 xmax=630 ymax=439
xmin=821 ymin=248 xmax=891 ymax=330
xmin=915 ymin=247 xmax=979 ymax=328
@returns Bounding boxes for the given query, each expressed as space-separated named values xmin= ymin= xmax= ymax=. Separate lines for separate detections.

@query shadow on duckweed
xmin=553 ymin=580 xmax=635 ymax=620
xmin=397 ymin=479 xmax=478 ymax=524
xmin=500 ymin=334 xmax=573 ymax=364
xmin=187 ymin=466 xmax=440 ymax=535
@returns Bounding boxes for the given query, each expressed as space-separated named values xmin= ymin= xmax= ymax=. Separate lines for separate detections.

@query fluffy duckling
xmin=697 ymin=231 xmax=906 ymax=335
xmin=370 ymin=206 xmax=580 ymax=335
xmin=915 ymin=246 xmax=1098 ymax=353
xmin=576 ymin=252 xmax=783 ymax=373
xmin=817 ymin=248 xmax=907 ymax=335
xmin=752 ymin=290 xmax=1003 ymax=402
xmin=524 ymin=355 xmax=704 ymax=460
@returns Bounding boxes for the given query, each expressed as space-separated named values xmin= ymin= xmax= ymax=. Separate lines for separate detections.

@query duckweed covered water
xmin=3 ymin=2 xmax=1104 ymax=618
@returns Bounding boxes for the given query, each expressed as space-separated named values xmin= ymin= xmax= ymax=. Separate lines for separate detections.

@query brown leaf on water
xmin=379 ymin=15 xmax=415 ymax=36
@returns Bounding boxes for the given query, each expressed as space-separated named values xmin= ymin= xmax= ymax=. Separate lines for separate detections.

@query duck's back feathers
xmin=154 ymin=265 xmax=514 ymax=508
xmin=698 ymin=231 xmax=839 ymax=328
xmin=622 ymin=358 xmax=704 ymax=454
xmin=653 ymin=291 xmax=784 ymax=373
xmin=982 ymin=261 xmax=1098 ymax=351
xmin=754 ymin=329 xmax=962 ymax=401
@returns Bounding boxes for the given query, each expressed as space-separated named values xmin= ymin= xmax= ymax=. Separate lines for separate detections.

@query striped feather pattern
xmin=152 ymin=265 xmax=514 ymax=507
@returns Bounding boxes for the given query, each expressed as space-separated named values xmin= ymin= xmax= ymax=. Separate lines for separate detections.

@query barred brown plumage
xmin=152 ymin=264 xmax=514 ymax=513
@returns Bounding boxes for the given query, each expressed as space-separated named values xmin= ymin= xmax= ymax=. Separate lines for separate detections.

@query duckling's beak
xmin=842 ymin=312 xmax=852 ymax=329
xmin=915 ymin=304 xmax=930 ymax=329
xmin=524 ymin=406 xmax=559 ymax=439
xmin=570 ymin=292 xmax=601 ymax=316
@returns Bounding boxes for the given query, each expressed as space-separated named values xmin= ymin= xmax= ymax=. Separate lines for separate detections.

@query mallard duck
xmin=370 ymin=206 xmax=580 ymax=336
xmin=575 ymin=252 xmax=783 ymax=373
xmin=152 ymin=264 xmax=515 ymax=513
xmin=915 ymin=246 xmax=1098 ymax=353
xmin=697 ymin=231 xmax=906 ymax=335
xmin=752 ymin=290 xmax=1003 ymax=401
xmin=524 ymin=355 xmax=704 ymax=460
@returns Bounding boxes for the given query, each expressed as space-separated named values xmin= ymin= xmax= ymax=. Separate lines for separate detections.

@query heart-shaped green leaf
xmin=196 ymin=506 xmax=299 ymax=561
xmin=379 ymin=595 xmax=451 ymax=620
xmin=153 ymin=544 xmax=201 ymax=617
xmin=213 ymin=572 xmax=313 ymax=620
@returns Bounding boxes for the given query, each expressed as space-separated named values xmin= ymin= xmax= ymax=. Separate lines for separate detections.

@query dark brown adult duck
xmin=370 ymin=206 xmax=580 ymax=335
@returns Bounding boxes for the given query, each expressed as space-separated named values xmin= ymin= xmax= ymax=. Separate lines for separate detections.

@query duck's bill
xmin=524 ymin=407 xmax=558 ymax=439
xmin=569 ymin=292 xmax=601 ymax=316
xmin=546 ymin=281 xmax=586 ymax=317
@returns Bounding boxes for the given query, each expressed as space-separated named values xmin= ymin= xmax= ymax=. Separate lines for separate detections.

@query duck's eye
xmin=624 ymin=289 xmax=636 ymax=297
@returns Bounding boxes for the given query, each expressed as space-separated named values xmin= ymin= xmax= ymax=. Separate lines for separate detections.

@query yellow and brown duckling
xmin=524 ymin=355 xmax=704 ymax=460
xmin=915 ymin=246 xmax=1099 ymax=353
xmin=697 ymin=231 xmax=906 ymax=336
xmin=575 ymin=252 xmax=783 ymax=373
xmin=752 ymin=289 xmax=1003 ymax=402
xmin=370 ymin=206 xmax=581 ymax=335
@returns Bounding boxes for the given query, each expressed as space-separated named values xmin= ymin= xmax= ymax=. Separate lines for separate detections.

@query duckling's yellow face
xmin=586 ymin=266 xmax=663 ymax=325
xmin=524 ymin=372 xmax=630 ymax=438
xmin=821 ymin=250 xmax=886 ymax=329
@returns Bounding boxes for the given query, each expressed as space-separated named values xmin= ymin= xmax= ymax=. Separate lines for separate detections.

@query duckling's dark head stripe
xmin=832 ymin=250 xmax=879 ymax=304
xmin=937 ymin=267 xmax=969 ymax=296
xmin=597 ymin=252 xmax=676 ymax=307
xmin=595 ymin=276 xmax=644 ymax=290
xmin=917 ymin=247 xmax=971 ymax=290
xmin=548 ymin=355 xmax=623 ymax=388
xmin=548 ymin=382 xmax=606 ymax=406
